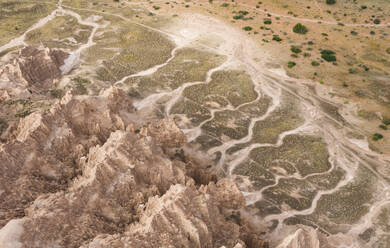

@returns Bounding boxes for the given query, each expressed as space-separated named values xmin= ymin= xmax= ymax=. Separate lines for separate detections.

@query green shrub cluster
xmin=321 ymin=50 xmax=336 ymax=62
xmin=293 ymin=23 xmax=308 ymax=34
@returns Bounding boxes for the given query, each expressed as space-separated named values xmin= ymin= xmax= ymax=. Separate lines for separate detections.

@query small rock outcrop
xmin=18 ymin=46 xmax=68 ymax=88
xmin=0 ymin=46 xmax=69 ymax=99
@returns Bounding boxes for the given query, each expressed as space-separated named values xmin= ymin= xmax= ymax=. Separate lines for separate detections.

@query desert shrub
xmin=348 ymin=68 xmax=357 ymax=74
xmin=321 ymin=50 xmax=336 ymax=62
xmin=243 ymin=26 xmax=252 ymax=31
xmin=382 ymin=118 xmax=390 ymax=125
xmin=374 ymin=19 xmax=381 ymax=24
xmin=379 ymin=125 xmax=388 ymax=130
xmin=303 ymin=52 xmax=311 ymax=57
xmin=272 ymin=35 xmax=282 ymax=41
xmin=326 ymin=0 xmax=336 ymax=5
xmin=264 ymin=18 xmax=272 ymax=24
xmin=287 ymin=61 xmax=296 ymax=68
xmin=372 ymin=133 xmax=383 ymax=141
xmin=311 ymin=61 xmax=320 ymax=66
xmin=386 ymin=48 xmax=390 ymax=54
xmin=290 ymin=46 xmax=302 ymax=53
xmin=293 ymin=23 xmax=308 ymax=34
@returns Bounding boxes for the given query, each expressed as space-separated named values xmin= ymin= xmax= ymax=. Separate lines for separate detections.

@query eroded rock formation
xmin=0 ymin=83 xmax=266 ymax=247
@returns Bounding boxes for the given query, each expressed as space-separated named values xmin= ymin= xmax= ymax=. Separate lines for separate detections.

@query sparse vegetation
xmin=326 ymin=0 xmax=336 ymax=5
xmin=50 ymin=89 xmax=64 ymax=99
xmin=72 ymin=77 xmax=90 ymax=95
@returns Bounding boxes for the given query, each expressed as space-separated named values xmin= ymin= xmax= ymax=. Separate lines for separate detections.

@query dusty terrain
xmin=0 ymin=0 xmax=390 ymax=247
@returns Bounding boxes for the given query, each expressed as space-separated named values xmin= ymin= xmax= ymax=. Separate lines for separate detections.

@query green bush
xmin=348 ymin=68 xmax=357 ymax=74
xmin=372 ymin=133 xmax=383 ymax=141
xmin=311 ymin=61 xmax=320 ymax=66
xmin=290 ymin=46 xmax=302 ymax=53
xmin=272 ymin=35 xmax=282 ymax=41
xmin=321 ymin=50 xmax=336 ymax=62
xmin=326 ymin=0 xmax=336 ymax=5
xmin=264 ymin=18 xmax=272 ymax=24
xmin=382 ymin=118 xmax=390 ymax=125
xmin=293 ymin=23 xmax=308 ymax=34
xmin=374 ymin=19 xmax=381 ymax=24
xmin=386 ymin=48 xmax=390 ymax=54
xmin=243 ymin=26 xmax=252 ymax=31
xmin=379 ymin=125 xmax=388 ymax=130
xmin=287 ymin=61 xmax=296 ymax=68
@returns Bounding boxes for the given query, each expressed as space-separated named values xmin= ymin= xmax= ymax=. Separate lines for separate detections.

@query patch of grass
xmin=72 ymin=77 xmax=90 ymax=95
